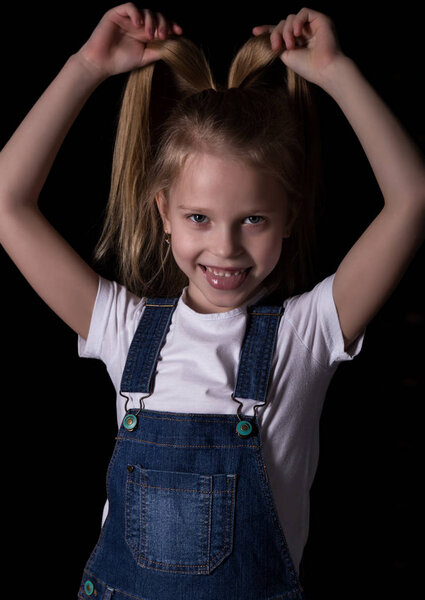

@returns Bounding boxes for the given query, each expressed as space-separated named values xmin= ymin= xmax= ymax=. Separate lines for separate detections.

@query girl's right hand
xmin=77 ymin=3 xmax=183 ymax=79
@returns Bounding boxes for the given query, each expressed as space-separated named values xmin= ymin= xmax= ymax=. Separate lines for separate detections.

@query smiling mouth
xmin=199 ymin=264 xmax=252 ymax=291
xmin=200 ymin=265 xmax=251 ymax=277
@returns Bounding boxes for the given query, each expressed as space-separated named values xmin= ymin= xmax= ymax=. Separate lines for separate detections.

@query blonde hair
xmin=93 ymin=32 xmax=323 ymax=300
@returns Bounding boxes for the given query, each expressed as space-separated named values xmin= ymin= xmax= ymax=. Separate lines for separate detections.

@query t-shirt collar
xmin=179 ymin=285 xmax=270 ymax=320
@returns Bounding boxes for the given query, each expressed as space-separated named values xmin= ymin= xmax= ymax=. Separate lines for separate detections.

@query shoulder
xmin=78 ymin=275 xmax=147 ymax=361
xmin=281 ymin=273 xmax=365 ymax=367
xmin=283 ymin=273 xmax=334 ymax=322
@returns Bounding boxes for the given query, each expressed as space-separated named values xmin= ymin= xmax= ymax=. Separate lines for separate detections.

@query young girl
xmin=1 ymin=4 xmax=424 ymax=599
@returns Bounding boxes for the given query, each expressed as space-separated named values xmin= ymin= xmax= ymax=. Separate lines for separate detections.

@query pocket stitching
xmin=125 ymin=468 xmax=237 ymax=574
xmin=139 ymin=475 xmax=210 ymax=569
xmin=208 ymin=474 xmax=237 ymax=570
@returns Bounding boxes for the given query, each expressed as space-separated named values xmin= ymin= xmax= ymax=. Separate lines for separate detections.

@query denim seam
xmin=141 ymin=468 xmax=146 ymax=562
xmin=252 ymin=449 xmax=301 ymax=592
xmin=120 ymin=414 xmax=255 ymax=423
xmin=125 ymin=477 xmax=136 ymax=558
xmin=143 ymin=309 xmax=166 ymax=391
xmin=86 ymin=439 xmax=123 ymax=571
xmin=241 ymin=314 xmax=255 ymax=397
xmin=209 ymin=476 xmax=230 ymax=569
xmin=122 ymin=301 xmax=176 ymax=393
xmin=134 ymin=561 xmax=208 ymax=573
xmin=257 ymin=315 xmax=273 ymax=402
xmin=139 ymin=558 xmax=208 ymax=568
xmin=79 ymin=581 xmax=301 ymax=600
xmin=78 ymin=590 xmax=299 ymax=600
xmin=131 ymin=482 xmax=232 ymax=493
xmin=253 ymin=316 xmax=265 ymax=402
xmin=116 ymin=437 xmax=259 ymax=449
xmin=201 ymin=475 xmax=210 ymax=570
xmin=208 ymin=474 xmax=236 ymax=570
xmin=140 ymin=307 xmax=159 ymax=391
xmin=123 ymin=306 xmax=152 ymax=390
xmin=261 ymin=313 xmax=281 ymax=402
xmin=78 ymin=593 xmax=299 ymax=600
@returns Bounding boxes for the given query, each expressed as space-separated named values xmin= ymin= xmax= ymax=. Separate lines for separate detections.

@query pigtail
xmin=93 ymin=36 xmax=217 ymax=292
xmin=286 ymin=56 xmax=323 ymax=294
xmin=227 ymin=32 xmax=322 ymax=296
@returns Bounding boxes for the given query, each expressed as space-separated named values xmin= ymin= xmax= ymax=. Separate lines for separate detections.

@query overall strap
xmin=120 ymin=297 xmax=179 ymax=393
xmin=120 ymin=293 xmax=285 ymax=403
xmin=233 ymin=301 xmax=285 ymax=404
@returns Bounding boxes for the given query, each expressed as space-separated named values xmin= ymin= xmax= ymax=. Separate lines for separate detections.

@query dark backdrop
xmin=1 ymin=2 xmax=423 ymax=598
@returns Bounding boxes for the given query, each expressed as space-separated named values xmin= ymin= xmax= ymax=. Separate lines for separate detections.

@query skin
xmin=1 ymin=4 xmax=424 ymax=346
xmin=155 ymin=152 xmax=294 ymax=314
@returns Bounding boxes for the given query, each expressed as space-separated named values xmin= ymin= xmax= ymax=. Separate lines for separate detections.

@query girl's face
xmin=156 ymin=152 xmax=293 ymax=314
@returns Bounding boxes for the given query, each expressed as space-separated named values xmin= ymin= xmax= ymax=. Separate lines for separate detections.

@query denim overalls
xmin=78 ymin=292 xmax=305 ymax=600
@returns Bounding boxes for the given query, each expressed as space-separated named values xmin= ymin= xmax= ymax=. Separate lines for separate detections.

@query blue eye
xmin=188 ymin=214 xmax=208 ymax=224
xmin=187 ymin=214 xmax=265 ymax=225
xmin=245 ymin=216 xmax=264 ymax=225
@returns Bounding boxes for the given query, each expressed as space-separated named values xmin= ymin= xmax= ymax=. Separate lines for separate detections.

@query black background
xmin=1 ymin=2 xmax=424 ymax=598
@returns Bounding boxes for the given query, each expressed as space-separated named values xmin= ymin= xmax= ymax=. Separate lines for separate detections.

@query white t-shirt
xmin=78 ymin=272 xmax=365 ymax=573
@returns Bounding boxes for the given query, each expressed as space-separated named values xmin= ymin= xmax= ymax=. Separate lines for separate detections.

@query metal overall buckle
xmin=231 ymin=393 xmax=265 ymax=438
xmin=119 ymin=391 xmax=152 ymax=432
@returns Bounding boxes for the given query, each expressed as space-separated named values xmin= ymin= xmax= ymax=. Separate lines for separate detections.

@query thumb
xmin=279 ymin=49 xmax=292 ymax=68
xmin=281 ymin=49 xmax=290 ymax=62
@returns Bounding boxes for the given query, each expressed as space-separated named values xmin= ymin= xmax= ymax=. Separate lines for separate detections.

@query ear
xmin=155 ymin=191 xmax=172 ymax=233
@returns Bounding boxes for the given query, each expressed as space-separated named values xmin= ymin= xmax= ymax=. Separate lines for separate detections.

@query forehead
xmin=169 ymin=152 xmax=286 ymax=208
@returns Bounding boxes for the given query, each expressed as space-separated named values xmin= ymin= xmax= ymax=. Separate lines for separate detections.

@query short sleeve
xmin=283 ymin=272 xmax=366 ymax=369
xmin=77 ymin=275 xmax=146 ymax=368
xmin=77 ymin=275 xmax=106 ymax=359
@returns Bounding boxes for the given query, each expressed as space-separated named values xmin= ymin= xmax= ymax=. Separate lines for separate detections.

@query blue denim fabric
xmin=78 ymin=295 xmax=305 ymax=600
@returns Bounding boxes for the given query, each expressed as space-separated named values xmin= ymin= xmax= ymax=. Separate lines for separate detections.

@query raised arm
xmin=0 ymin=3 xmax=183 ymax=340
xmin=254 ymin=8 xmax=425 ymax=350
xmin=319 ymin=55 xmax=425 ymax=348
xmin=0 ymin=52 xmax=105 ymax=340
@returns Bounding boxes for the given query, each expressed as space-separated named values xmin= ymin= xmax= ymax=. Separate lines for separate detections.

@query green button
xmin=236 ymin=420 xmax=252 ymax=438
xmin=84 ymin=580 xmax=94 ymax=596
xmin=123 ymin=414 xmax=137 ymax=431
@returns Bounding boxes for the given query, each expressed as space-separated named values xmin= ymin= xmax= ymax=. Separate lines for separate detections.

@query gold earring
xmin=164 ymin=231 xmax=171 ymax=245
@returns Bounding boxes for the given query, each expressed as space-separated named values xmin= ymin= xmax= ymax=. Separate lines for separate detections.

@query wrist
xmin=317 ymin=53 xmax=358 ymax=97
xmin=69 ymin=49 xmax=110 ymax=86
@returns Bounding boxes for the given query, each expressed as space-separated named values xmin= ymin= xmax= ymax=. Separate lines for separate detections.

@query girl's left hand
xmin=252 ymin=7 xmax=345 ymax=87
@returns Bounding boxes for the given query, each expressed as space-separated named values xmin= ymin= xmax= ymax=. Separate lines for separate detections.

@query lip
xmin=200 ymin=264 xmax=251 ymax=291
xmin=200 ymin=265 xmax=250 ymax=272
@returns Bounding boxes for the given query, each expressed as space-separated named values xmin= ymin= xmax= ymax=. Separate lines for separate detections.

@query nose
xmin=210 ymin=225 xmax=243 ymax=259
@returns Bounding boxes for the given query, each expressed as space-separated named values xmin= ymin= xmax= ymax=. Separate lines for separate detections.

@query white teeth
xmin=205 ymin=266 xmax=246 ymax=277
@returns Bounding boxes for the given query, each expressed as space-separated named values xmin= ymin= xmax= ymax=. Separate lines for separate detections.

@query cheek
xmin=254 ymin=232 xmax=283 ymax=267
xmin=171 ymin=227 xmax=200 ymax=263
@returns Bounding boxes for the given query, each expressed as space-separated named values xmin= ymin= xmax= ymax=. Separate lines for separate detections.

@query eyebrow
xmin=177 ymin=205 xmax=277 ymax=213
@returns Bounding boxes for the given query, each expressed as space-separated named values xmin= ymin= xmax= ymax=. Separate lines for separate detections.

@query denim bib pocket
xmin=125 ymin=465 xmax=237 ymax=574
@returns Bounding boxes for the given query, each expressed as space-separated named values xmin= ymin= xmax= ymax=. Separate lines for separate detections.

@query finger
xmin=171 ymin=22 xmax=183 ymax=34
xmin=127 ymin=4 xmax=142 ymax=28
xmin=295 ymin=7 xmax=327 ymax=37
xmin=150 ymin=13 xmax=183 ymax=39
xmin=252 ymin=25 xmax=274 ymax=35
xmin=113 ymin=3 xmax=143 ymax=28
xmin=166 ymin=21 xmax=183 ymax=36
xmin=269 ymin=21 xmax=285 ymax=51
xmin=141 ymin=9 xmax=155 ymax=39
xmin=292 ymin=7 xmax=313 ymax=38
xmin=282 ymin=14 xmax=297 ymax=50
xmin=155 ymin=12 xmax=168 ymax=39
xmin=252 ymin=23 xmax=285 ymax=51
